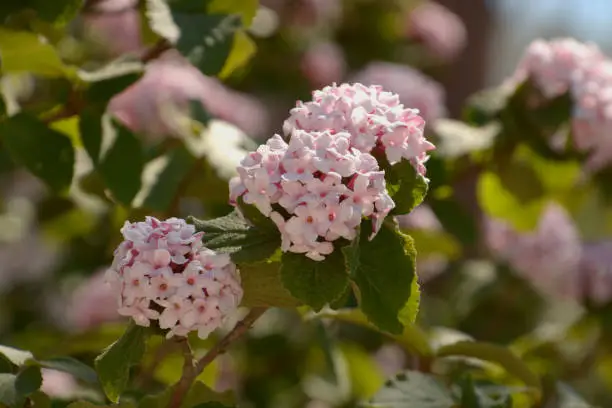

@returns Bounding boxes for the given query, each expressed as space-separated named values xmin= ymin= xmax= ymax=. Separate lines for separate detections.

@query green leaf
xmin=0 ymin=373 xmax=20 ymax=406
xmin=174 ymin=13 xmax=241 ymax=76
xmin=0 ymin=28 xmax=70 ymax=77
xmin=140 ymin=146 xmax=196 ymax=211
xmin=94 ymin=323 xmax=148 ymax=403
xmin=98 ymin=118 xmax=145 ymax=206
xmin=0 ymin=346 xmax=34 ymax=367
xmin=38 ymin=356 xmax=98 ymax=384
xmin=309 ymin=308 xmax=432 ymax=357
xmin=192 ymin=403 xmax=233 ymax=408
xmin=28 ymin=391 xmax=51 ymax=408
xmin=79 ymin=107 xmax=104 ymax=165
xmin=240 ymin=261 xmax=302 ymax=308
xmin=280 ymin=250 xmax=349 ymax=311
xmin=367 ymin=371 xmax=455 ymax=408
xmin=386 ymin=160 xmax=429 ymax=216
xmin=218 ymin=30 xmax=256 ymax=79
xmin=398 ymin=273 xmax=420 ymax=326
xmin=343 ymin=220 xmax=417 ymax=334
xmin=436 ymin=341 xmax=542 ymax=398
xmin=206 ymin=0 xmax=258 ymax=25
xmin=0 ymin=113 xmax=74 ymax=191
xmin=82 ymin=64 xmax=143 ymax=105
xmin=189 ymin=210 xmax=281 ymax=264
xmin=15 ymin=365 xmax=42 ymax=396
xmin=477 ymin=169 xmax=545 ymax=232
xmin=430 ymin=197 xmax=478 ymax=246
xmin=182 ymin=381 xmax=235 ymax=407
xmin=67 ymin=401 xmax=135 ymax=408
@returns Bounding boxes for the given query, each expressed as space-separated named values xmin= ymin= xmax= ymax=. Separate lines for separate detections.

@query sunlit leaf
xmin=95 ymin=323 xmax=148 ymax=403
xmin=0 ymin=28 xmax=70 ymax=77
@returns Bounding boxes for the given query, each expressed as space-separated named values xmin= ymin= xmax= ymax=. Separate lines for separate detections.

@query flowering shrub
xmin=1 ymin=1 xmax=612 ymax=408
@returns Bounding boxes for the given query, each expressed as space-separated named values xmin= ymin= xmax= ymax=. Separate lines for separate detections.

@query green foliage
xmin=343 ymin=220 xmax=418 ymax=334
xmin=436 ymin=341 xmax=542 ymax=399
xmin=280 ymin=250 xmax=349 ymax=312
xmin=366 ymin=371 xmax=455 ymax=408
xmin=95 ymin=323 xmax=149 ymax=403
xmin=190 ymin=210 xmax=281 ymax=264
xmin=386 ymin=160 xmax=429 ymax=216
xmin=0 ymin=112 xmax=74 ymax=192
xmin=37 ymin=356 xmax=98 ymax=384
xmin=140 ymin=146 xmax=196 ymax=212
xmin=240 ymin=261 xmax=302 ymax=308
xmin=0 ymin=27 xmax=70 ymax=77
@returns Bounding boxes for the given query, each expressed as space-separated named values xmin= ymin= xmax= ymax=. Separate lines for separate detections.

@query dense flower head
xmin=283 ymin=83 xmax=435 ymax=176
xmin=351 ymin=62 xmax=447 ymax=122
xmin=106 ymin=217 xmax=243 ymax=339
xmin=514 ymin=38 xmax=604 ymax=99
xmin=230 ymin=132 xmax=394 ymax=261
xmin=405 ymin=2 xmax=467 ymax=61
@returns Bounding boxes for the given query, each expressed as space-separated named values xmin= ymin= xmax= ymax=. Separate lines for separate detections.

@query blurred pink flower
xmin=405 ymin=2 xmax=467 ymax=62
xmin=351 ymin=62 xmax=447 ymax=122
xmin=301 ymin=41 xmax=346 ymax=88
xmin=66 ymin=269 xmax=123 ymax=331
xmin=580 ymin=241 xmax=612 ymax=306
xmin=485 ymin=203 xmax=582 ymax=300
xmin=373 ymin=344 xmax=406 ymax=377
xmin=108 ymin=51 xmax=269 ymax=142
xmin=90 ymin=0 xmax=138 ymax=13
xmin=396 ymin=204 xmax=442 ymax=231
xmin=41 ymin=369 xmax=78 ymax=400
xmin=81 ymin=0 xmax=142 ymax=59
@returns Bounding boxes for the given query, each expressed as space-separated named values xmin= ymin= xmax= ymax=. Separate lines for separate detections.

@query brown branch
xmin=168 ymin=308 xmax=268 ymax=408
xmin=141 ymin=40 xmax=173 ymax=63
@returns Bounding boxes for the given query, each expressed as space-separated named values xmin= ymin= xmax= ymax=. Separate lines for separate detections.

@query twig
xmin=168 ymin=308 xmax=268 ymax=408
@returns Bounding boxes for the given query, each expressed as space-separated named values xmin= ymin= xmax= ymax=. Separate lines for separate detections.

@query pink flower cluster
xmin=514 ymin=38 xmax=604 ymax=99
xmin=485 ymin=203 xmax=612 ymax=305
xmin=284 ymin=83 xmax=435 ymax=175
xmin=106 ymin=217 xmax=243 ymax=339
xmin=513 ymin=38 xmax=612 ymax=170
xmin=230 ymin=83 xmax=434 ymax=261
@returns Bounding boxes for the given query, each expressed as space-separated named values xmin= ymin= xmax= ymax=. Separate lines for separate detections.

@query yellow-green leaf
xmin=0 ymin=28 xmax=69 ymax=77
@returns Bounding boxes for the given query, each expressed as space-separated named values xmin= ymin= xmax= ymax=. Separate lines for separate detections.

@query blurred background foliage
xmin=0 ymin=0 xmax=612 ymax=407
